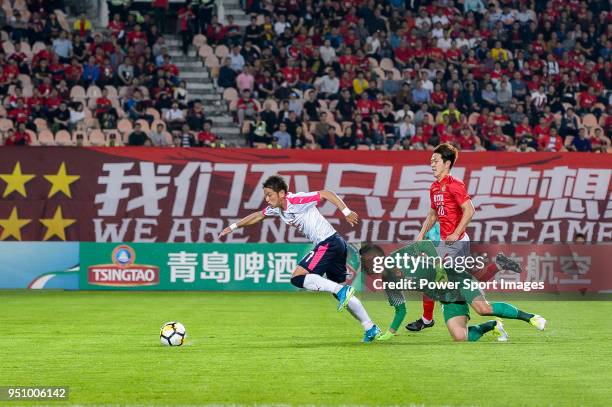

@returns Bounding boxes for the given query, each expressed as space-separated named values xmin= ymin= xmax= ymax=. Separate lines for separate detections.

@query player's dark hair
xmin=263 ymin=175 xmax=288 ymax=193
xmin=434 ymin=143 xmax=458 ymax=168
xmin=359 ymin=243 xmax=385 ymax=257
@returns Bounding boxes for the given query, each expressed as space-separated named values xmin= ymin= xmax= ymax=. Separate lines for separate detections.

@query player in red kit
xmin=405 ymin=143 xmax=531 ymax=337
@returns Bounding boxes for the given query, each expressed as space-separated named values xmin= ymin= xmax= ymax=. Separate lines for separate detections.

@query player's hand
xmin=445 ymin=232 xmax=460 ymax=245
xmin=218 ymin=227 xmax=233 ymax=239
xmin=345 ymin=211 xmax=359 ymax=227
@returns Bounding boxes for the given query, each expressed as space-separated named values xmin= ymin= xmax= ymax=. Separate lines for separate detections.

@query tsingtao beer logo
xmin=87 ymin=245 xmax=160 ymax=287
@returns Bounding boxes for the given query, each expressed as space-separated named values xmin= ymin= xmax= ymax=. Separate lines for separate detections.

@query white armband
xmin=341 ymin=207 xmax=352 ymax=216
xmin=229 ymin=223 xmax=238 ymax=231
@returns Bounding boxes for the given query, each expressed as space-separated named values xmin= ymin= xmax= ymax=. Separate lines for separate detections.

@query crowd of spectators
xmin=0 ymin=0 xmax=223 ymax=147
xmin=207 ymin=0 xmax=611 ymax=152
xmin=0 ymin=0 xmax=610 ymax=152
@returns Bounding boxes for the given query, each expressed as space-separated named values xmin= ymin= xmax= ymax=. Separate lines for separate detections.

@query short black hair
xmin=359 ymin=243 xmax=385 ymax=257
xmin=433 ymin=143 xmax=458 ymax=168
xmin=263 ymin=175 xmax=288 ymax=193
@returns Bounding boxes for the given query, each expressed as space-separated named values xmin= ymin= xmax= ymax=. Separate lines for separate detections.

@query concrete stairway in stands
xmin=164 ymin=34 xmax=243 ymax=146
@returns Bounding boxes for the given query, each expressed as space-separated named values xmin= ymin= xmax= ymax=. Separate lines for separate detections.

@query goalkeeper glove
xmin=376 ymin=330 xmax=397 ymax=341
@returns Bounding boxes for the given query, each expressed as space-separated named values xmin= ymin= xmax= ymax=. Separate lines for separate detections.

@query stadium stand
xmin=0 ymin=0 xmax=610 ymax=151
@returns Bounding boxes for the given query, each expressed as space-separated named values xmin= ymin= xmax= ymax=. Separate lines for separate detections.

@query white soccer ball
xmin=160 ymin=321 xmax=186 ymax=346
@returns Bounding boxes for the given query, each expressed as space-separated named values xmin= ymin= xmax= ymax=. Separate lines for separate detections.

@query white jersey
xmin=262 ymin=191 xmax=336 ymax=245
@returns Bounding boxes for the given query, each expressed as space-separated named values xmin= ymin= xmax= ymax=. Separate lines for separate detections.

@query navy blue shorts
xmin=298 ymin=233 xmax=348 ymax=283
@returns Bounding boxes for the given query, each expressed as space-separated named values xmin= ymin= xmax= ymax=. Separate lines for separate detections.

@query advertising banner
xmin=79 ymin=242 xmax=362 ymax=291
xmin=0 ymin=148 xmax=610 ymax=243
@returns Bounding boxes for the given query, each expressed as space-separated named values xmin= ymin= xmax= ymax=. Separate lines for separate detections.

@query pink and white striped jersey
xmin=262 ymin=191 xmax=336 ymax=245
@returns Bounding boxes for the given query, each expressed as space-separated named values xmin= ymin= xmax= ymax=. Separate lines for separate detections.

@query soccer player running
xmin=411 ymin=143 xmax=546 ymax=341
xmin=219 ymin=175 xmax=382 ymax=342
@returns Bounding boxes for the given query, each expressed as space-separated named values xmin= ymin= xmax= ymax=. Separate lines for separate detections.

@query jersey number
xmin=303 ymin=250 xmax=315 ymax=264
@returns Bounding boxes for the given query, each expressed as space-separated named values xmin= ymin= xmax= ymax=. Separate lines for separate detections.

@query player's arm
xmin=219 ymin=210 xmax=265 ymax=238
xmin=446 ymin=199 xmax=475 ymax=242
xmin=416 ymin=207 xmax=438 ymax=241
xmin=319 ymin=189 xmax=358 ymax=226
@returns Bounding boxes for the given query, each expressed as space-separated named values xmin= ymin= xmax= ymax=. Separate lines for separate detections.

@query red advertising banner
xmin=0 ymin=148 xmax=610 ymax=242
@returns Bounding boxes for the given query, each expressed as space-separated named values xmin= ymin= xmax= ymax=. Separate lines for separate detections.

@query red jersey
xmin=430 ymin=175 xmax=470 ymax=240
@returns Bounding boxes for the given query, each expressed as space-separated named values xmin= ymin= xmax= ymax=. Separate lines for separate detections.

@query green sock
xmin=467 ymin=320 xmax=497 ymax=342
xmin=390 ymin=303 xmax=406 ymax=332
xmin=491 ymin=302 xmax=534 ymax=322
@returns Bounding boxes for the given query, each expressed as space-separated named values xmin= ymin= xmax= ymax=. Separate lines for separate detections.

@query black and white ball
xmin=160 ymin=322 xmax=186 ymax=346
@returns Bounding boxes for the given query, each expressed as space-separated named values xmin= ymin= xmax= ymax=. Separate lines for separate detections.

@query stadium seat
xmin=55 ymin=130 xmax=73 ymax=146
xmin=104 ymin=86 xmax=118 ymax=98
xmin=2 ymin=41 xmax=15 ymax=54
xmin=162 ymin=131 xmax=174 ymax=145
xmin=223 ymin=88 xmax=238 ymax=103
xmin=0 ymin=118 xmax=13 ymax=131
xmin=228 ymin=99 xmax=238 ymax=112
xmin=37 ymin=130 xmax=55 ymax=146
xmin=17 ymin=74 xmax=31 ymax=87
xmin=87 ymin=86 xmax=102 ymax=99
xmin=582 ymin=114 xmax=598 ymax=129
xmin=214 ymin=45 xmax=229 ymax=58
xmin=380 ymin=58 xmax=394 ymax=71
xmin=198 ymin=44 xmax=214 ymax=58
xmin=117 ymin=119 xmax=133 ymax=135
xmin=136 ymin=119 xmax=150 ymax=133
xmin=264 ymin=99 xmax=278 ymax=113
xmin=70 ymin=86 xmax=87 ymax=100
xmin=192 ymin=34 xmax=207 ymax=48
xmin=88 ymin=130 xmax=106 ymax=146
xmin=205 ymin=55 xmax=220 ymax=69
xmin=32 ymin=41 xmax=46 ymax=55
xmin=34 ymin=118 xmax=48 ymax=131
xmin=25 ymin=129 xmax=37 ymax=144
xmin=19 ymin=41 xmax=31 ymax=56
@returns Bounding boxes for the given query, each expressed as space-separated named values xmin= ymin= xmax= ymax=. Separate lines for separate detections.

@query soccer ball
xmin=160 ymin=321 xmax=186 ymax=346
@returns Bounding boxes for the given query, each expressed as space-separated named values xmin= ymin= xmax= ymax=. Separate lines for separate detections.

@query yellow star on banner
xmin=44 ymin=162 xmax=81 ymax=198
xmin=39 ymin=206 xmax=76 ymax=241
xmin=0 ymin=207 xmax=32 ymax=241
xmin=0 ymin=162 xmax=35 ymax=198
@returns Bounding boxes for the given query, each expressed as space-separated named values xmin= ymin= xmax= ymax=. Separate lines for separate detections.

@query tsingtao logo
xmin=87 ymin=245 xmax=159 ymax=287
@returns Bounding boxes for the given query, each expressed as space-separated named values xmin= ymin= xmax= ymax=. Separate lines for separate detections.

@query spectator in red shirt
xmin=5 ymin=124 xmax=31 ymax=146
xmin=197 ymin=120 xmax=222 ymax=147
xmin=578 ymin=86 xmax=597 ymax=114
xmin=8 ymin=99 xmax=31 ymax=125
xmin=236 ymin=89 xmax=259 ymax=126
xmin=539 ymin=127 xmax=564 ymax=152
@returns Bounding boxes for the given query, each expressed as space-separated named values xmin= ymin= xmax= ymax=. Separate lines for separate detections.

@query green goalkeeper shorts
xmin=441 ymin=301 xmax=470 ymax=323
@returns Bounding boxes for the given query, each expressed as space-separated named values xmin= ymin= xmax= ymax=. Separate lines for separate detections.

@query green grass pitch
xmin=2 ymin=290 xmax=611 ymax=406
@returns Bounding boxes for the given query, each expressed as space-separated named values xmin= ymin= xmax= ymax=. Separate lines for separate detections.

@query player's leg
xmin=443 ymin=302 xmax=505 ymax=342
xmin=292 ymin=239 xmax=347 ymax=296
xmin=330 ymin=236 xmax=381 ymax=341
xmin=471 ymin=253 xmax=523 ymax=282
xmin=405 ymin=294 xmax=436 ymax=331
xmin=470 ymin=296 xmax=547 ymax=330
